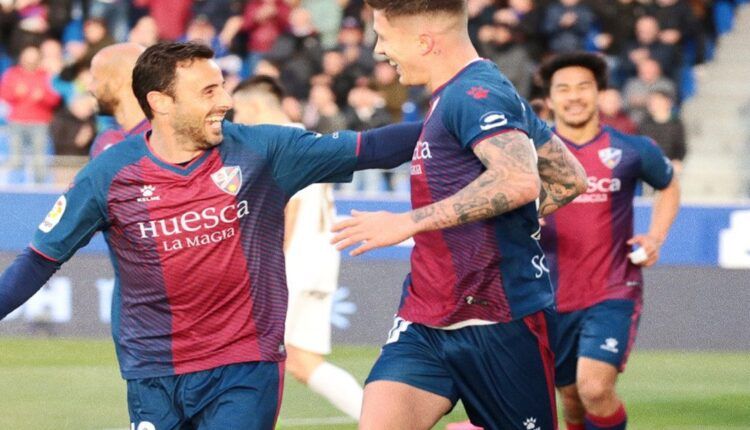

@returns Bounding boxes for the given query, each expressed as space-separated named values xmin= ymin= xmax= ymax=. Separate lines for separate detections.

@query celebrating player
xmin=232 ymin=76 xmax=364 ymax=421
xmin=88 ymin=43 xmax=150 ymax=158
xmin=0 ymin=41 xmax=421 ymax=429
xmin=537 ymin=52 xmax=680 ymax=430
xmin=330 ymin=1 xmax=587 ymax=429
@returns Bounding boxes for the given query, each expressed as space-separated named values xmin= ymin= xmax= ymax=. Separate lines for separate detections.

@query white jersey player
xmin=232 ymin=76 xmax=363 ymax=420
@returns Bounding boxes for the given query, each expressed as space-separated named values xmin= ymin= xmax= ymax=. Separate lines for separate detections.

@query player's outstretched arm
xmin=628 ymin=175 xmax=680 ymax=267
xmin=332 ymin=130 xmax=540 ymax=256
xmin=0 ymin=248 xmax=60 ymax=320
xmin=536 ymin=134 xmax=587 ymax=217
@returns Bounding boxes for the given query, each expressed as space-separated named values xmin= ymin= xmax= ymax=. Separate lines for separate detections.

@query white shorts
xmin=284 ymin=251 xmax=339 ymax=355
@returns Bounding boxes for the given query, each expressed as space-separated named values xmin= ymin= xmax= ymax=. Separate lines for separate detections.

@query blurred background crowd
xmin=0 ymin=0 xmax=746 ymax=193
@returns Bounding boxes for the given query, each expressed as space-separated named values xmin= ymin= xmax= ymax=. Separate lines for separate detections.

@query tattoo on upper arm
xmin=536 ymin=135 xmax=587 ymax=216
xmin=409 ymin=131 xmax=539 ymax=229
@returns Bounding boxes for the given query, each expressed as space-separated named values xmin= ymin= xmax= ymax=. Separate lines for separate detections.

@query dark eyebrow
xmin=201 ymin=82 xmax=221 ymax=93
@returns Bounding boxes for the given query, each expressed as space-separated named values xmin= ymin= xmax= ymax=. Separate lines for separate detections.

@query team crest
xmin=211 ymin=166 xmax=242 ymax=196
xmin=598 ymin=148 xmax=622 ymax=169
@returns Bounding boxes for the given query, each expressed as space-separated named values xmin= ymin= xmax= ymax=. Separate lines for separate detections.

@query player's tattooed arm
xmin=536 ymin=134 xmax=587 ymax=217
xmin=331 ymin=130 xmax=541 ymax=256
xmin=410 ymin=130 xmax=541 ymax=229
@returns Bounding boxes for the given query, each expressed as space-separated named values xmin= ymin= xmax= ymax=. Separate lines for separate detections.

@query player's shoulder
xmin=442 ymin=60 xmax=514 ymax=100
xmin=604 ymin=126 xmax=659 ymax=154
xmin=220 ymin=121 xmax=305 ymax=150
xmin=84 ymin=134 xmax=148 ymax=182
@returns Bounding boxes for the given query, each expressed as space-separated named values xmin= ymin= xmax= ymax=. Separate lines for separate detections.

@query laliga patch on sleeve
xmin=39 ymin=195 xmax=67 ymax=233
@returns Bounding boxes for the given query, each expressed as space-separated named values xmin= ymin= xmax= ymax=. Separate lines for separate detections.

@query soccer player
xmin=232 ymin=76 xmax=364 ymax=420
xmin=537 ymin=52 xmax=680 ymax=430
xmin=0 ymin=41 xmax=421 ymax=429
xmin=88 ymin=43 xmax=150 ymax=158
xmin=330 ymin=1 xmax=587 ymax=429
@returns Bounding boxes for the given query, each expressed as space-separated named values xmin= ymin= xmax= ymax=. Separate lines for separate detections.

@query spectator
xmin=477 ymin=23 xmax=533 ymax=98
xmin=598 ymin=88 xmax=638 ymax=134
xmin=266 ymin=7 xmax=323 ymax=100
xmin=337 ymin=16 xmax=375 ymax=77
xmin=192 ymin=0 xmax=244 ymax=34
xmin=493 ymin=0 xmax=546 ymax=61
xmin=39 ymin=37 xmax=63 ymax=76
xmin=302 ymin=82 xmax=347 ymax=134
xmin=89 ymin=0 xmax=131 ymax=42
xmin=240 ymin=0 xmax=291 ymax=56
xmin=621 ymin=15 xmax=680 ymax=82
xmin=639 ymin=89 xmax=687 ymax=173
xmin=313 ymin=49 xmax=357 ymax=108
xmin=467 ymin=0 xmax=495 ymax=47
xmin=302 ymin=0 xmax=344 ymax=50
xmin=542 ymin=0 xmax=596 ymax=53
xmin=0 ymin=45 xmax=60 ymax=182
xmin=49 ymin=93 xmax=96 ymax=156
xmin=372 ymin=61 xmax=407 ymax=122
xmin=6 ymin=0 xmax=50 ymax=58
xmin=622 ymin=57 xmax=676 ymax=123
xmin=650 ymin=0 xmax=699 ymax=48
xmin=80 ymin=18 xmax=115 ymax=66
xmin=127 ymin=15 xmax=159 ymax=47
xmin=133 ymin=0 xmax=193 ymax=41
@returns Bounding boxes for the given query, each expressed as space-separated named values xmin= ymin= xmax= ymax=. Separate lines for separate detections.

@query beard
xmin=561 ymin=109 xmax=597 ymax=129
xmin=172 ymin=112 xmax=221 ymax=151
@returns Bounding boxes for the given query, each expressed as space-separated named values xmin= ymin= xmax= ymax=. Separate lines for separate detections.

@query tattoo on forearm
xmin=410 ymin=131 xmax=539 ymax=231
xmin=536 ymin=135 xmax=586 ymax=216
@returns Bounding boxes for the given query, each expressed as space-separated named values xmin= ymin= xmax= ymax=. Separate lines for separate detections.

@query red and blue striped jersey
xmin=32 ymin=122 xmax=363 ymax=379
xmin=90 ymin=119 xmax=150 ymax=158
xmin=399 ymin=60 xmax=555 ymax=326
xmin=540 ymin=126 xmax=673 ymax=312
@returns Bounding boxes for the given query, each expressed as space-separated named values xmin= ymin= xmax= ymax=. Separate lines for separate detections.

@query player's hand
xmin=627 ymin=234 xmax=661 ymax=267
xmin=331 ymin=210 xmax=417 ymax=257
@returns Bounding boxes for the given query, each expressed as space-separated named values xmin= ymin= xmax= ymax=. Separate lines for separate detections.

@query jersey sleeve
xmin=637 ymin=137 xmax=674 ymax=190
xmin=259 ymin=125 xmax=359 ymax=196
xmin=523 ymin=99 xmax=553 ymax=149
xmin=31 ymin=168 xmax=109 ymax=263
xmin=442 ymin=82 xmax=535 ymax=149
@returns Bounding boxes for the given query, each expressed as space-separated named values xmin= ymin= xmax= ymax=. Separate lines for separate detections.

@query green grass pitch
xmin=0 ymin=338 xmax=748 ymax=429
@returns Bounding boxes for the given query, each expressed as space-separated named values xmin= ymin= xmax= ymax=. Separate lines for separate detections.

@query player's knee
xmin=576 ymin=377 xmax=615 ymax=406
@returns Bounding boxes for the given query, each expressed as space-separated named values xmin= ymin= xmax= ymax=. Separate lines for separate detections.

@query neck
xmin=114 ymin=94 xmax=147 ymax=132
xmin=427 ymin=38 xmax=480 ymax=93
xmin=148 ymin=121 xmax=204 ymax=164
xmin=556 ymin=116 xmax=601 ymax=145
xmin=652 ymin=110 xmax=671 ymax=123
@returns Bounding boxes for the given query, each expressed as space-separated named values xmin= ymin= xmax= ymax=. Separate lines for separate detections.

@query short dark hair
xmin=537 ymin=52 xmax=609 ymax=96
xmin=232 ymin=75 xmax=286 ymax=104
xmin=132 ymin=41 xmax=214 ymax=119
xmin=364 ymin=0 xmax=465 ymax=18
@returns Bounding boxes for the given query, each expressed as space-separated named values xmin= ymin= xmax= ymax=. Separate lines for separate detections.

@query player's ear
xmin=147 ymin=90 xmax=172 ymax=116
xmin=545 ymin=97 xmax=554 ymax=111
xmin=417 ymin=34 xmax=435 ymax=56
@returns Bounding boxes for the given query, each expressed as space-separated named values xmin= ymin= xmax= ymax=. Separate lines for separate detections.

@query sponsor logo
xmin=467 ymin=86 xmax=489 ymax=100
xmin=137 ymin=185 xmax=160 ymax=203
xmin=479 ymin=111 xmax=508 ymax=131
xmin=137 ymin=200 xmax=250 ymax=239
xmin=573 ymin=176 xmax=622 ymax=204
xmin=600 ymin=337 xmax=620 ymax=353
xmin=598 ymin=147 xmax=623 ymax=169
xmin=39 ymin=195 xmax=67 ymax=233
xmin=412 ymin=140 xmax=432 ymax=161
xmin=523 ymin=417 xmax=541 ymax=430
xmin=131 ymin=422 xmax=156 ymax=430
xmin=532 ymin=254 xmax=549 ymax=279
xmin=211 ymin=166 xmax=243 ymax=196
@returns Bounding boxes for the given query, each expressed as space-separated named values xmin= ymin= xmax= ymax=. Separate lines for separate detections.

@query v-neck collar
xmin=143 ymin=131 xmax=213 ymax=176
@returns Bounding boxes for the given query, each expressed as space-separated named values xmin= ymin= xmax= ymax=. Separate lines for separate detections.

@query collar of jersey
xmin=431 ymin=57 xmax=487 ymax=98
xmin=554 ymin=126 xmax=606 ymax=150
xmin=143 ymin=131 xmax=213 ymax=176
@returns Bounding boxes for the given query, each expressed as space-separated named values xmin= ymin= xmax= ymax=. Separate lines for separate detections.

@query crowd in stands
xmin=0 ymin=0 xmax=745 ymax=188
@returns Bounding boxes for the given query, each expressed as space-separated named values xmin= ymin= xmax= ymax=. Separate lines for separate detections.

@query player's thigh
xmin=447 ymin=308 xmax=557 ymax=430
xmin=554 ymin=309 xmax=585 ymax=388
xmin=578 ymin=299 xmax=642 ymax=371
xmin=360 ymin=380 xmax=452 ymax=430
xmin=362 ymin=318 xmax=457 ymax=430
xmin=127 ymin=377 xmax=185 ymax=430
xmin=188 ymin=362 xmax=284 ymax=430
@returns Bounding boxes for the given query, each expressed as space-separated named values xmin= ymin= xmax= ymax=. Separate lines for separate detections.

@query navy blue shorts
xmin=127 ymin=361 xmax=284 ymax=430
xmin=367 ymin=308 xmax=557 ymax=430
xmin=555 ymin=299 xmax=642 ymax=387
